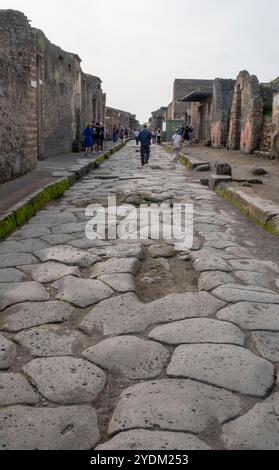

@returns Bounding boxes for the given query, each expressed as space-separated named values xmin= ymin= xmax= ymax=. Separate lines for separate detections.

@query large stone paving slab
xmin=82 ymin=336 xmax=169 ymax=379
xmin=98 ymin=273 xmax=136 ymax=293
xmin=222 ymin=393 xmax=279 ymax=450
xmin=148 ymin=244 xmax=176 ymax=258
xmin=0 ymin=268 xmax=26 ymax=283
xmin=23 ymin=357 xmax=106 ymax=404
xmin=52 ymin=222 xmax=86 ymax=234
xmin=234 ymin=271 xmax=276 ymax=289
xmin=10 ymin=227 xmax=51 ymax=239
xmin=27 ymin=212 xmax=77 ymax=227
xmin=20 ymin=262 xmax=81 ymax=283
xmin=149 ymin=318 xmax=245 ymax=346
xmin=52 ymin=276 xmax=114 ymax=308
xmin=191 ymin=248 xmax=236 ymax=261
xmin=67 ymin=239 xmax=111 ymax=250
xmin=252 ymin=331 xmax=279 ymax=362
xmin=0 ymin=335 xmax=17 ymax=369
xmin=193 ymin=258 xmax=233 ymax=273
xmin=0 ymin=282 xmax=49 ymax=311
xmin=90 ymin=258 xmax=141 ymax=278
xmin=198 ymin=271 xmax=235 ymax=291
xmin=217 ymin=302 xmax=279 ymax=331
xmin=15 ymin=325 xmax=86 ymax=357
xmin=0 ymin=373 xmax=38 ymax=405
xmin=97 ymin=430 xmax=210 ymax=450
xmin=0 ymin=253 xmax=38 ymax=268
xmin=0 ymin=301 xmax=76 ymax=332
xmin=167 ymin=344 xmax=274 ymax=397
xmin=103 ymin=244 xmax=144 ymax=259
xmin=0 ymin=406 xmax=100 ymax=450
xmin=41 ymin=234 xmax=75 ymax=245
xmin=0 ymin=239 xmax=49 ymax=254
xmin=212 ymin=284 xmax=279 ymax=303
xmin=35 ymin=245 xmax=99 ymax=267
xmin=228 ymin=259 xmax=279 ymax=274
xmin=108 ymin=379 xmax=242 ymax=435
xmin=79 ymin=292 xmax=225 ymax=336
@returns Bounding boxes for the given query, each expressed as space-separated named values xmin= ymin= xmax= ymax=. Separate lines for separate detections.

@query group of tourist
xmin=83 ymin=122 xmax=106 ymax=157
xmin=112 ymin=126 xmax=130 ymax=144
xmin=134 ymin=123 xmax=194 ymax=167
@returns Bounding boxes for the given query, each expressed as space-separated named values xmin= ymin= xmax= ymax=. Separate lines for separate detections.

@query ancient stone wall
xmin=0 ymin=9 xmax=107 ymax=182
xmin=271 ymin=93 xmax=279 ymax=159
xmin=105 ymin=107 xmax=134 ymax=136
xmin=0 ymin=10 xmax=38 ymax=182
xmin=211 ymin=79 xmax=235 ymax=148
xmin=228 ymin=71 xmax=263 ymax=154
xmin=172 ymin=79 xmax=213 ymax=120
xmin=80 ymin=73 xmax=105 ymax=139
xmin=260 ymin=116 xmax=273 ymax=152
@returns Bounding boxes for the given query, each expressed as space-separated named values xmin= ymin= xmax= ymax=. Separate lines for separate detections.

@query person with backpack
xmin=138 ymin=124 xmax=152 ymax=166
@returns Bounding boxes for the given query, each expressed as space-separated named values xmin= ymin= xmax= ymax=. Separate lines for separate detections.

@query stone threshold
xmin=0 ymin=142 xmax=126 ymax=240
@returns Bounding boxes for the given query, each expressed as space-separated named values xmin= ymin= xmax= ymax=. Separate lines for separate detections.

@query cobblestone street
xmin=1 ymin=141 xmax=279 ymax=450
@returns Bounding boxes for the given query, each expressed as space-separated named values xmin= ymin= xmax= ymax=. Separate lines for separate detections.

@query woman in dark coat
xmin=112 ymin=125 xmax=119 ymax=143
xmin=83 ymin=123 xmax=93 ymax=156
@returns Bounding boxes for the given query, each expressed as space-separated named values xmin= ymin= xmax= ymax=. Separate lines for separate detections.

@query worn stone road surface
xmin=1 ymin=141 xmax=279 ymax=450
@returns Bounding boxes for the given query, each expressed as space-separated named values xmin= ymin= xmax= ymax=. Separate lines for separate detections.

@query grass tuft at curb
xmin=0 ymin=141 xmax=126 ymax=240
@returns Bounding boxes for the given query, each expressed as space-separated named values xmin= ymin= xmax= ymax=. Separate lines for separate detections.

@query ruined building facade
xmin=161 ymin=71 xmax=279 ymax=158
xmin=0 ymin=10 xmax=106 ymax=183
xmin=105 ymin=107 xmax=139 ymax=137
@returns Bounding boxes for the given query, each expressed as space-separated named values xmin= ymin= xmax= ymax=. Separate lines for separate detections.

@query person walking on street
xmin=138 ymin=124 xmax=152 ymax=166
xmin=124 ymin=127 xmax=129 ymax=140
xmin=156 ymin=128 xmax=161 ymax=145
xmin=172 ymin=129 xmax=182 ymax=164
xmin=134 ymin=129 xmax=140 ymax=145
xmin=119 ymin=128 xmax=124 ymax=143
xmin=99 ymin=123 xmax=105 ymax=151
xmin=151 ymin=129 xmax=157 ymax=145
xmin=188 ymin=125 xmax=194 ymax=144
xmin=182 ymin=126 xmax=190 ymax=145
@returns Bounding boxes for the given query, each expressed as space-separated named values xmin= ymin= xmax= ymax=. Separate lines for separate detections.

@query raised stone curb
xmin=213 ymin=182 xmax=279 ymax=237
xmin=0 ymin=142 xmax=126 ymax=240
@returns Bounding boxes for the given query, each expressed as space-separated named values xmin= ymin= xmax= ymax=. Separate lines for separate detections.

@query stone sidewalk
xmin=0 ymin=143 xmax=116 ymax=216
xmin=0 ymin=142 xmax=125 ymax=240
xmin=0 ymin=141 xmax=279 ymax=449
xmin=174 ymin=144 xmax=279 ymax=237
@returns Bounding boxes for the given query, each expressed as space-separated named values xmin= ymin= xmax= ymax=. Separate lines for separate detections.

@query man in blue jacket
xmin=138 ymin=124 xmax=152 ymax=166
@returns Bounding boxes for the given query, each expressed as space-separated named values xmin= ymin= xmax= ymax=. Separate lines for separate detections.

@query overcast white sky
xmin=1 ymin=0 xmax=279 ymax=123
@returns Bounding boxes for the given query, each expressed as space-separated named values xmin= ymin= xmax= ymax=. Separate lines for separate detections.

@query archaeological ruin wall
xmin=271 ymin=93 xmax=279 ymax=159
xmin=228 ymin=71 xmax=263 ymax=154
xmin=0 ymin=10 xmax=38 ymax=182
xmin=211 ymin=79 xmax=235 ymax=148
xmin=0 ymin=9 xmax=106 ymax=182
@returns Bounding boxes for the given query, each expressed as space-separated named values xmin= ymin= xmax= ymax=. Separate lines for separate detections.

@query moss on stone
xmin=14 ymin=202 xmax=36 ymax=226
xmin=0 ymin=213 xmax=17 ymax=240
